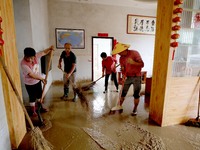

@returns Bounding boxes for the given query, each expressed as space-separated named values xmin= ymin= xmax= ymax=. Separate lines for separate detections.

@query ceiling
xmin=60 ymin=0 xmax=158 ymax=9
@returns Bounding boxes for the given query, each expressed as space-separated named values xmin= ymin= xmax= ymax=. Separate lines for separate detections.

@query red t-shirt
xmin=120 ymin=50 xmax=144 ymax=77
xmin=102 ymin=56 xmax=117 ymax=74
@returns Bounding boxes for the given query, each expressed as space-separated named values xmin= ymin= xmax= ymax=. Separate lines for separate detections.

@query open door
xmin=92 ymin=36 xmax=114 ymax=81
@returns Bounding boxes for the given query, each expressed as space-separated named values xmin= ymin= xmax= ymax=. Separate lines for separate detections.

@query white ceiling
xmin=60 ymin=0 xmax=158 ymax=9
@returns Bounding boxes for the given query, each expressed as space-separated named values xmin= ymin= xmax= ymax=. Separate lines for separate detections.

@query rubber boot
xmin=36 ymin=99 xmax=49 ymax=113
xmin=64 ymin=88 xmax=69 ymax=96
xmin=73 ymin=88 xmax=77 ymax=102
xmin=30 ymin=102 xmax=37 ymax=117
xmin=61 ymin=88 xmax=69 ymax=100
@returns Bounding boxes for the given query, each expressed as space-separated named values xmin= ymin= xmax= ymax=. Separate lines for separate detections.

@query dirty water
xmin=18 ymin=80 xmax=200 ymax=150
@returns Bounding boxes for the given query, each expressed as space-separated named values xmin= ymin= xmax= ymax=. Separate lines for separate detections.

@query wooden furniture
xmin=145 ymin=77 xmax=152 ymax=102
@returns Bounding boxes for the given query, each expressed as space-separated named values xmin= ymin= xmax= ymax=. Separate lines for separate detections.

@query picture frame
xmin=55 ymin=28 xmax=85 ymax=49
xmin=127 ymin=14 xmax=156 ymax=35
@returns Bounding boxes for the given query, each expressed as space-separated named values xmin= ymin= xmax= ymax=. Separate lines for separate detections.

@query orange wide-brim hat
xmin=112 ymin=43 xmax=130 ymax=55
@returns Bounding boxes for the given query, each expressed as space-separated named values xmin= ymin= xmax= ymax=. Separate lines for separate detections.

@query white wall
xmin=48 ymin=0 xmax=156 ymax=81
xmin=0 ymin=74 xmax=11 ymax=150
xmin=13 ymin=0 xmax=52 ymax=104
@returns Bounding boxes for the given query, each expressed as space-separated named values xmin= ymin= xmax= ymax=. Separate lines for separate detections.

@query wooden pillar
xmin=150 ymin=0 xmax=199 ymax=126
xmin=0 ymin=0 xmax=26 ymax=148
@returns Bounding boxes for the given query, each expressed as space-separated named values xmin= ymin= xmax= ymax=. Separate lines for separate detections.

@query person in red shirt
xmin=111 ymin=43 xmax=144 ymax=116
xmin=100 ymin=52 xmax=118 ymax=93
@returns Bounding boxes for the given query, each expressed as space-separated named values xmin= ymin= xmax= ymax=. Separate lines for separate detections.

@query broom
xmin=81 ymin=76 xmax=104 ymax=91
xmin=185 ymin=75 xmax=200 ymax=127
xmin=81 ymin=64 xmax=120 ymax=91
xmin=37 ymin=49 xmax=54 ymax=125
xmin=0 ymin=57 xmax=53 ymax=150
xmin=109 ymin=76 xmax=126 ymax=114
xmin=59 ymin=68 xmax=89 ymax=110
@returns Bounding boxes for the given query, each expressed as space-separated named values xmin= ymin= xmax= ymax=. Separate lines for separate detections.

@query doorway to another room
xmin=92 ymin=36 xmax=114 ymax=81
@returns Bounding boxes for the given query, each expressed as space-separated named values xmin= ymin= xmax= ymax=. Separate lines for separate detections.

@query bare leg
xmin=132 ymin=98 xmax=139 ymax=116
xmin=119 ymin=97 xmax=125 ymax=106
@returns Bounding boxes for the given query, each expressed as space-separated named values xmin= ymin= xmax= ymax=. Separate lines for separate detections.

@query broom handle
xmin=94 ymin=64 xmax=120 ymax=83
xmin=40 ymin=50 xmax=53 ymax=103
xmin=59 ymin=68 xmax=76 ymax=88
xmin=197 ymin=85 xmax=200 ymax=120
xmin=196 ymin=73 xmax=200 ymax=120
xmin=0 ymin=57 xmax=35 ymax=129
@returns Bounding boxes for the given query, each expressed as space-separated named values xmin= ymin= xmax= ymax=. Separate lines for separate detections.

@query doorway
xmin=92 ymin=36 xmax=114 ymax=81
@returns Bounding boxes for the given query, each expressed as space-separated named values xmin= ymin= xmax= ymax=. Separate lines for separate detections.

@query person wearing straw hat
xmin=100 ymin=52 xmax=118 ymax=93
xmin=21 ymin=46 xmax=54 ymax=120
xmin=111 ymin=43 xmax=144 ymax=116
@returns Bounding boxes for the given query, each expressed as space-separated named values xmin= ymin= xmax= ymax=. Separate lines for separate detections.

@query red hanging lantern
xmin=173 ymin=8 xmax=183 ymax=14
xmin=171 ymin=33 xmax=180 ymax=39
xmin=172 ymin=25 xmax=181 ymax=31
xmin=174 ymin=0 xmax=183 ymax=5
xmin=170 ymin=42 xmax=179 ymax=47
xmin=0 ymin=38 xmax=4 ymax=45
xmin=0 ymin=29 xmax=3 ymax=35
xmin=172 ymin=17 xmax=181 ymax=22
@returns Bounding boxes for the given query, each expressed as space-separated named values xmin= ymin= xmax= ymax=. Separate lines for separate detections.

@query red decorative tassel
xmin=172 ymin=49 xmax=175 ymax=60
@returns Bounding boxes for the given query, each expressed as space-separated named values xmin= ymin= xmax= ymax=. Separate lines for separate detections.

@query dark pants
xmin=25 ymin=81 xmax=42 ymax=102
xmin=105 ymin=72 xmax=118 ymax=91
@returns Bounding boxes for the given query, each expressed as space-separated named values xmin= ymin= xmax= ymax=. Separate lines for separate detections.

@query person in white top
xmin=21 ymin=46 xmax=53 ymax=124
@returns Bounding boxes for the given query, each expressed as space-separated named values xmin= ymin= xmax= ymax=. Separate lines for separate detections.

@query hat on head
xmin=112 ymin=43 xmax=130 ymax=55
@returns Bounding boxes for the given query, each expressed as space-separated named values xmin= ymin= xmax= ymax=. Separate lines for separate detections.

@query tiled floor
xmin=18 ymin=80 xmax=200 ymax=150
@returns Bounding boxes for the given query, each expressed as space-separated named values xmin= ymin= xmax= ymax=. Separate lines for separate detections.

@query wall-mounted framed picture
xmin=127 ymin=14 xmax=156 ymax=35
xmin=55 ymin=28 xmax=85 ymax=49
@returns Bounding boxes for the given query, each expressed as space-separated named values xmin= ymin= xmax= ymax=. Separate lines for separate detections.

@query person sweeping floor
xmin=57 ymin=42 xmax=77 ymax=102
xmin=20 ymin=46 xmax=54 ymax=125
xmin=110 ymin=43 xmax=144 ymax=116
xmin=0 ymin=49 xmax=53 ymax=150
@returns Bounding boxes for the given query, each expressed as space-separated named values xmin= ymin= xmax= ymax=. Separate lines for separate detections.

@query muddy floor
xmin=18 ymin=80 xmax=200 ymax=150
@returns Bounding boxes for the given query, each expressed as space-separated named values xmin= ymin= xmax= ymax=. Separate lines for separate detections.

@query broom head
xmin=31 ymin=127 xmax=53 ymax=150
xmin=185 ymin=118 xmax=200 ymax=127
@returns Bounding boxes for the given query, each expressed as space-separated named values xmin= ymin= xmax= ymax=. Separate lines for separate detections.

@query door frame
xmin=92 ymin=36 xmax=114 ymax=81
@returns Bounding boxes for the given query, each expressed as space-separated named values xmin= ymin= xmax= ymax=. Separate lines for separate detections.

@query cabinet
xmin=172 ymin=0 xmax=200 ymax=77
xmin=145 ymin=77 xmax=152 ymax=103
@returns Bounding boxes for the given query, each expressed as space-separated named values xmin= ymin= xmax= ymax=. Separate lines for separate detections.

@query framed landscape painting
xmin=55 ymin=28 xmax=85 ymax=49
